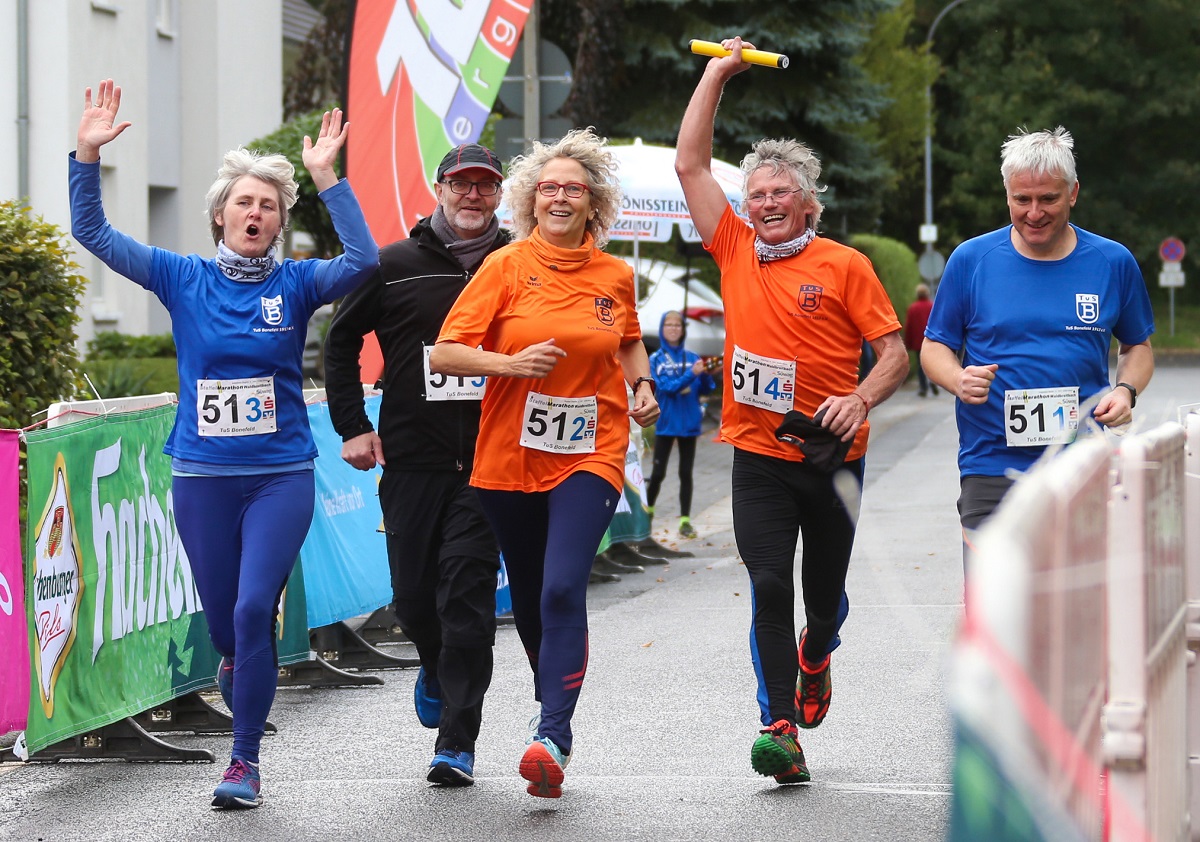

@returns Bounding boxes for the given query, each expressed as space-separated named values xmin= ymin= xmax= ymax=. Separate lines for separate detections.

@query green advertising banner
xmin=608 ymin=426 xmax=652 ymax=544
xmin=23 ymin=406 xmax=309 ymax=755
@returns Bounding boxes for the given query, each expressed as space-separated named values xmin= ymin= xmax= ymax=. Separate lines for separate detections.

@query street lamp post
xmin=921 ymin=0 xmax=974 ymax=287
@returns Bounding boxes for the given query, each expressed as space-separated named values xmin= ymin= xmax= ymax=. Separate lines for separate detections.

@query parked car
xmin=624 ymin=257 xmax=726 ymax=358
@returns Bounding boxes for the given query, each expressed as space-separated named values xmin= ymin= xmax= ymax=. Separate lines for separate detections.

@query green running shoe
xmin=750 ymin=719 xmax=810 ymax=783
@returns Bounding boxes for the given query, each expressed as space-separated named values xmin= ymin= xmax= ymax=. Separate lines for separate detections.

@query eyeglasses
xmin=536 ymin=181 xmax=590 ymax=199
xmin=745 ymin=188 xmax=804 ymax=208
xmin=444 ymin=179 xmax=501 ymax=196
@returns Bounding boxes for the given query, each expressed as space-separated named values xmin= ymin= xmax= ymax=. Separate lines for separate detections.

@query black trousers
xmin=380 ymin=469 xmax=500 ymax=753
xmin=646 ymin=434 xmax=697 ymax=517
xmin=731 ymin=448 xmax=863 ymax=726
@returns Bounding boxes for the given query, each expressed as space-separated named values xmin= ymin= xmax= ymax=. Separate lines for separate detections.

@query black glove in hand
xmin=774 ymin=408 xmax=852 ymax=473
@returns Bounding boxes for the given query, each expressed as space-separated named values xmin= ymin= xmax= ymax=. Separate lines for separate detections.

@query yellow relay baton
xmin=689 ymin=39 xmax=790 ymax=70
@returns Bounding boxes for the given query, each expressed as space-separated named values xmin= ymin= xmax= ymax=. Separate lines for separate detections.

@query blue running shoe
xmin=216 ymin=657 xmax=234 ymax=712
xmin=211 ymin=757 xmax=262 ymax=809
xmin=414 ymin=667 xmax=441 ymax=729
xmin=427 ymin=749 xmax=475 ymax=786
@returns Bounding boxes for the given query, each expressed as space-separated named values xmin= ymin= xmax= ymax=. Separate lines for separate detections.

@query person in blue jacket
xmin=70 ymin=79 xmax=379 ymax=810
xmin=645 ymin=310 xmax=718 ymax=538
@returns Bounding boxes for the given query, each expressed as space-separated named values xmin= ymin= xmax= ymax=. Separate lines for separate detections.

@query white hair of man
xmin=205 ymin=147 xmax=300 ymax=248
xmin=1000 ymin=126 xmax=1077 ymax=191
xmin=740 ymin=138 xmax=827 ymax=230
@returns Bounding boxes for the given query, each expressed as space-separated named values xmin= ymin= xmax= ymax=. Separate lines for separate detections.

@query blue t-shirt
xmin=69 ymin=154 xmax=379 ymax=466
xmin=925 ymin=225 xmax=1154 ymax=477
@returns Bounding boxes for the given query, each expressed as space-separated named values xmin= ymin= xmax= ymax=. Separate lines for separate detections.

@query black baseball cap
xmin=436 ymin=144 xmax=503 ymax=181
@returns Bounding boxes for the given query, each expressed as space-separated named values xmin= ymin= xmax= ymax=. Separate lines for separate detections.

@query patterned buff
xmin=216 ymin=240 xmax=278 ymax=282
xmin=754 ymin=227 xmax=817 ymax=263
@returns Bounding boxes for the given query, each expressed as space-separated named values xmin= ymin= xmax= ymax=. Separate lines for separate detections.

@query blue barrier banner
xmin=302 ymin=397 xmax=392 ymax=628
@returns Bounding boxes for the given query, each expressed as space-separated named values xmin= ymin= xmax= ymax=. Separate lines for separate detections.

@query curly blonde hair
xmin=740 ymin=138 xmax=826 ymax=230
xmin=205 ymin=147 xmax=299 ymax=248
xmin=504 ymin=127 xmax=622 ymax=249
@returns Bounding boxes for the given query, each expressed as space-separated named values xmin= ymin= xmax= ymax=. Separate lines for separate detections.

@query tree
xmin=0 ymin=201 xmax=86 ymax=429
xmin=856 ymin=0 xmax=939 ymax=243
xmin=609 ymin=0 xmax=901 ymax=234
xmin=247 ymin=111 xmax=343 ymax=259
xmin=930 ymin=0 xmax=1200 ymax=296
xmin=284 ymin=0 xmax=347 ymax=120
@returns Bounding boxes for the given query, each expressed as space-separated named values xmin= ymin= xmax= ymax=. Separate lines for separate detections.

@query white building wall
xmin=0 ymin=0 xmax=283 ymax=346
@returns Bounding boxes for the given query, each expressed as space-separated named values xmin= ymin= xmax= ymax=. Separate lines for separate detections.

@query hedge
xmin=0 ymin=200 xmax=86 ymax=430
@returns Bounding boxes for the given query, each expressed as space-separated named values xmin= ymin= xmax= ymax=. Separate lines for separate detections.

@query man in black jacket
xmin=323 ymin=144 xmax=509 ymax=787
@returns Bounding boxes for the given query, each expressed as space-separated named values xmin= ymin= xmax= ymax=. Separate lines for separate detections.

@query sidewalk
xmin=0 ymin=384 xmax=964 ymax=841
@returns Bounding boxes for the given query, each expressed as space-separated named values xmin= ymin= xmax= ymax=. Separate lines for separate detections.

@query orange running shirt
xmin=706 ymin=206 xmax=900 ymax=462
xmin=437 ymin=228 xmax=640 ymax=493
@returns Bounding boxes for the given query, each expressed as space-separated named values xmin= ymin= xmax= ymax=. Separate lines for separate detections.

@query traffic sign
xmin=1159 ymin=263 xmax=1185 ymax=288
xmin=918 ymin=249 xmax=946 ymax=282
xmin=1159 ymin=237 xmax=1186 ymax=263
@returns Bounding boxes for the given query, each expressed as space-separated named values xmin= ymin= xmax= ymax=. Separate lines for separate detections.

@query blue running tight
xmin=476 ymin=471 xmax=619 ymax=755
xmin=173 ymin=470 xmax=314 ymax=763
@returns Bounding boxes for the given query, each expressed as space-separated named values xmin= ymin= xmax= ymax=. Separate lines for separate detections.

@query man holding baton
xmin=675 ymin=37 xmax=907 ymax=785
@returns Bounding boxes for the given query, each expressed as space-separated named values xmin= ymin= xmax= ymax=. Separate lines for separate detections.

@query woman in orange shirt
xmin=430 ymin=128 xmax=658 ymax=799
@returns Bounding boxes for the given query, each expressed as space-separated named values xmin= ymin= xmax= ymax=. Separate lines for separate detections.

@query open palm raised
xmin=76 ymin=79 xmax=131 ymax=163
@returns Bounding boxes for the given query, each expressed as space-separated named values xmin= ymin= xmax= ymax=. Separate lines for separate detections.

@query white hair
xmin=740 ymin=138 xmax=826 ymax=229
xmin=204 ymin=147 xmax=299 ymax=248
xmin=1000 ymin=126 xmax=1077 ymax=190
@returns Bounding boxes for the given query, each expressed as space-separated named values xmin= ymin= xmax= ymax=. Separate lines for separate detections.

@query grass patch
xmin=1151 ymin=302 xmax=1200 ymax=351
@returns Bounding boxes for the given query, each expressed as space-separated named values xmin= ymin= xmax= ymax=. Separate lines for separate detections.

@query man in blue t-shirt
xmin=922 ymin=126 xmax=1155 ymax=548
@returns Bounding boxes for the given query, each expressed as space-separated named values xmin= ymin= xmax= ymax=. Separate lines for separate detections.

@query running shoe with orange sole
xmin=520 ymin=736 xmax=569 ymax=798
xmin=795 ymin=628 xmax=832 ymax=729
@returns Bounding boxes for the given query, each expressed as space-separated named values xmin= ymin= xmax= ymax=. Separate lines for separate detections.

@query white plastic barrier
xmin=46 ymin=392 xmax=177 ymax=428
xmin=1185 ymin=411 xmax=1200 ymax=841
xmin=1106 ymin=422 xmax=1190 ymax=842
xmin=958 ymin=435 xmax=1114 ymax=840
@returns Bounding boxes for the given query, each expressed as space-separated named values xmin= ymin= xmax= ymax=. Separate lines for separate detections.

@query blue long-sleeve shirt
xmin=69 ymin=153 xmax=379 ymax=465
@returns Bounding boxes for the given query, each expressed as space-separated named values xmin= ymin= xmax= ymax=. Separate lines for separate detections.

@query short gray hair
xmin=504 ymin=127 xmax=622 ymax=249
xmin=1000 ymin=126 xmax=1076 ymax=191
xmin=205 ymin=147 xmax=299 ymax=248
xmin=740 ymin=138 xmax=826 ymax=230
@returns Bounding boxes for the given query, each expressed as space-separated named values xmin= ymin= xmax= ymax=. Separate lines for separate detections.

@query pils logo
xmin=595 ymin=297 xmax=615 ymax=326
xmin=798 ymin=284 xmax=823 ymax=312
xmin=1076 ymin=293 xmax=1099 ymax=325
xmin=32 ymin=454 xmax=84 ymax=718
xmin=261 ymin=294 xmax=284 ymax=326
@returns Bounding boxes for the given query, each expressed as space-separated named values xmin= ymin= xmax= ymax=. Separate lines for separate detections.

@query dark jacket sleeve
xmin=323 ymin=267 xmax=384 ymax=440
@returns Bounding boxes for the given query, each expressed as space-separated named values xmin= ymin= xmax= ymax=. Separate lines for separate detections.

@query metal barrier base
xmin=132 ymin=691 xmax=277 ymax=736
xmin=275 ymin=653 xmax=384 ymax=689
xmin=357 ymin=605 xmax=409 ymax=646
xmin=0 ymin=717 xmax=215 ymax=763
xmin=310 ymin=622 xmax=419 ymax=671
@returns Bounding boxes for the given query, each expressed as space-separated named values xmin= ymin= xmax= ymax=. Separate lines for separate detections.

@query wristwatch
xmin=633 ymin=377 xmax=657 ymax=396
xmin=1116 ymin=382 xmax=1137 ymax=408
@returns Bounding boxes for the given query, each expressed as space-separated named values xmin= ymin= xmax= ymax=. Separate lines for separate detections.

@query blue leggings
xmin=173 ymin=470 xmax=314 ymax=764
xmin=476 ymin=471 xmax=619 ymax=754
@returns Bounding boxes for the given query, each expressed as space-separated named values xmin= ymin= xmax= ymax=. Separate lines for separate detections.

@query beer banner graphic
xmin=22 ymin=407 xmax=309 ymax=754
xmin=0 ymin=429 xmax=29 ymax=732
xmin=608 ymin=426 xmax=651 ymax=544
xmin=302 ymin=397 xmax=392 ymax=628
xmin=346 ymin=0 xmax=530 ymax=245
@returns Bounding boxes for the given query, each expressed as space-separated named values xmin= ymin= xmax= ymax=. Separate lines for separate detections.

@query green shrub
xmin=79 ymin=358 xmax=180 ymax=399
xmin=849 ymin=234 xmax=922 ymax=321
xmin=0 ymin=200 xmax=87 ymax=430
xmin=86 ymin=330 xmax=176 ymax=360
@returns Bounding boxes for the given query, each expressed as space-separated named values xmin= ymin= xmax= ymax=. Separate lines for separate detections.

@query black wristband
xmin=1116 ymin=382 xmax=1137 ymax=408
xmin=633 ymin=377 xmax=656 ymax=396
